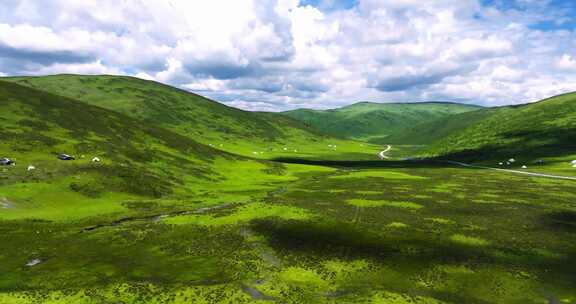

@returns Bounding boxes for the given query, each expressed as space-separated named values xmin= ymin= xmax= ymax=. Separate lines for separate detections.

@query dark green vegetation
xmin=384 ymin=108 xmax=496 ymax=145
xmin=1 ymin=75 xmax=575 ymax=303
xmin=282 ymin=102 xmax=482 ymax=143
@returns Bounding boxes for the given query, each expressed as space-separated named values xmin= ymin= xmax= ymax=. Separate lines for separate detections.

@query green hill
xmin=0 ymin=80 xmax=322 ymax=221
xmin=425 ymin=92 xmax=576 ymax=162
xmin=384 ymin=108 xmax=496 ymax=145
xmin=3 ymin=75 xmax=377 ymax=159
xmin=281 ymin=101 xmax=482 ymax=143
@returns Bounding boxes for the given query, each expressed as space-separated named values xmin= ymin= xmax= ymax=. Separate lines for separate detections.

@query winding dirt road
xmin=378 ymin=145 xmax=392 ymax=159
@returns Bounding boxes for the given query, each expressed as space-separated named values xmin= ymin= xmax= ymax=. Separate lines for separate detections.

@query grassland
xmin=1 ymin=154 xmax=575 ymax=303
xmin=1 ymin=77 xmax=575 ymax=303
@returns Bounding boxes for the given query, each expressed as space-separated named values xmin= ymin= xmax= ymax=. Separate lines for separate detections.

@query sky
xmin=0 ymin=0 xmax=575 ymax=111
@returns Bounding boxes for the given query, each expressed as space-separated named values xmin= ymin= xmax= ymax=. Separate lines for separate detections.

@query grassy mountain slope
xmin=282 ymin=101 xmax=482 ymax=142
xmin=384 ymin=108 xmax=497 ymax=145
xmin=0 ymin=80 xmax=322 ymax=221
xmin=426 ymin=92 xmax=576 ymax=163
xmin=3 ymin=75 xmax=378 ymax=159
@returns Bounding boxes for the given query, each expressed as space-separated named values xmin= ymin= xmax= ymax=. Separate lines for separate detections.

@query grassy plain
xmin=1 ymin=151 xmax=575 ymax=303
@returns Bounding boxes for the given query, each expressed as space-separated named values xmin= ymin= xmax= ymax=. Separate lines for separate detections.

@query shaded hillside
xmin=282 ymin=102 xmax=482 ymax=142
xmin=384 ymin=108 xmax=496 ymax=145
xmin=425 ymin=92 xmax=576 ymax=161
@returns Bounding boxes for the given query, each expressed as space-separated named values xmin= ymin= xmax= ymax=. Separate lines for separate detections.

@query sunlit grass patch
xmin=207 ymin=159 xmax=334 ymax=192
xmin=478 ymin=193 xmax=503 ymax=199
xmin=412 ymin=194 xmax=431 ymax=199
xmin=278 ymin=267 xmax=328 ymax=289
xmin=450 ymin=234 xmax=490 ymax=246
xmin=473 ymin=199 xmax=504 ymax=204
xmin=164 ymin=202 xmax=311 ymax=226
xmin=387 ymin=222 xmax=409 ymax=228
xmin=329 ymin=189 xmax=347 ymax=193
xmin=0 ymin=182 xmax=135 ymax=221
xmin=425 ymin=217 xmax=455 ymax=225
xmin=429 ymin=183 xmax=461 ymax=193
xmin=347 ymin=199 xmax=423 ymax=209
xmin=258 ymin=266 xmax=334 ymax=299
xmin=330 ymin=170 xmax=426 ymax=180
xmin=356 ymin=190 xmax=383 ymax=195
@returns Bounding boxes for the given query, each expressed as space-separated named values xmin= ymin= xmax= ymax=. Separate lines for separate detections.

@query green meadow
xmin=2 ymin=155 xmax=575 ymax=303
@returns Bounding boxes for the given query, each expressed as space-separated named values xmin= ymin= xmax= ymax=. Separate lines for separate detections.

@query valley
xmin=0 ymin=76 xmax=575 ymax=303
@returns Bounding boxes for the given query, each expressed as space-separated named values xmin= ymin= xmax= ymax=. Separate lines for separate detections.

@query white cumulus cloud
xmin=0 ymin=0 xmax=574 ymax=110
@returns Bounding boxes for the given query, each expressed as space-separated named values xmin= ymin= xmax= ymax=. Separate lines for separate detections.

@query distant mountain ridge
xmin=384 ymin=108 xmax=496 ymax=145
xmin=338 ymin=100 xmax=481 ymax=108
xmin=282 ymin=101 xmax=483 ymax=143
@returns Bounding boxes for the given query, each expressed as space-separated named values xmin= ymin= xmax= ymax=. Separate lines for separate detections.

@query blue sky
xmin=0 ymin=0 xmax=575 ymax=111
xmin=299 ymin=0 xmax=358 ymax=11
xmin=479 ymin=0 xmax=576 ymax=31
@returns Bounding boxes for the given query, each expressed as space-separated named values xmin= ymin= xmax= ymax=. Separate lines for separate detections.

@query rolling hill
xmin=384 ymin=107 xmax=497 ymax=145
xmin=425 ymin=92 xmax=576 ymax=162
xmin=281 ymin=101 xmax=482 ymax=143
xmin=0 ymin=80 xmax=321 ymax=221
xmin=3 ymin=75 xmax=377 ymax=159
